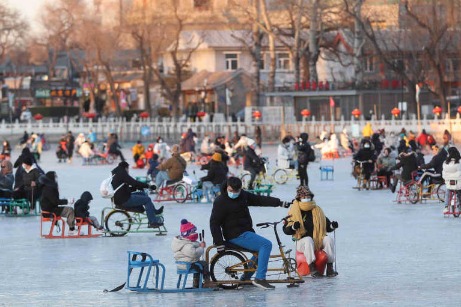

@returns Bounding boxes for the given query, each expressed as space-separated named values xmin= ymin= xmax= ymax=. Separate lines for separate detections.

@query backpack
xmin=100 ymin=174 xmax=125 ymax=199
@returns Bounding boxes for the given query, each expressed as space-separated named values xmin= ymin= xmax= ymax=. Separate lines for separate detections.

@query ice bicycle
xmin=105 ymin=216 xmax=303 ymax=293
xmin=100 ymin=198 xmax=167 ymax=237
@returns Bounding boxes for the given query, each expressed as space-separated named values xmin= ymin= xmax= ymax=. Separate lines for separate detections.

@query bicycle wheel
xmin=273 ymin=169 xmax=288 ymax=184
xmin=241 ymin=174 xmax=251 ymax=189
xmin=105 ymin=210 xmax=131 ymax=236
xmin=173 ymin=184 xmax=188 ymax=203
xmin=407 ymin=183 xmax=420 ymax=204
xmin=210 ymin=251 xmax=248 ymax=289
xmin=436 ymin=183 xmax=446 ymax=202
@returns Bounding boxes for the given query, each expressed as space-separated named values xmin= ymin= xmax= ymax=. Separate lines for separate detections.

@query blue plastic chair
xmin=126 ymin=251 xmax=166 ymax=291
xmin=176 ymin=261 xmax=204 ymax=289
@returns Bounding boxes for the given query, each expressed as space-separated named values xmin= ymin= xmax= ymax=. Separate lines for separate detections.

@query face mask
xmin=228 ymin=191 xmax=240 ymax=199
xmin=300 ymin=198 xmax=310 ymax=202
xmin=364 ymin=144 xmax=370 ymax=149
xmin=158 ymin=140 xmax=163 ymax=143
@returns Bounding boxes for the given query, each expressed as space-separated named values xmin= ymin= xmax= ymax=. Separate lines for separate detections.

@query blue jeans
xmin=156 ymin=171 xmax=170 ymax=187
xmin=229 ymin=231 xmax=272 ymax=280
xmin=122 ymin=191 xmax=161 ymax=224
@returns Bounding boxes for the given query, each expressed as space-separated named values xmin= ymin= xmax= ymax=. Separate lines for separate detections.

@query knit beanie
xmin=180 ymin=219 xmax=198 ymax=241
xmin=296 ymin=185 xmax=314 ymax=200
xmin=23 ymin=156 xmax=33 ymax=166
xmin=45 ymin=171 xmax=56 ymax=181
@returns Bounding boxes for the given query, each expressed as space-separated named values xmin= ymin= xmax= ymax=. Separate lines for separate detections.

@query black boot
xmin=326 ymin=263 xmax=338 ymax=277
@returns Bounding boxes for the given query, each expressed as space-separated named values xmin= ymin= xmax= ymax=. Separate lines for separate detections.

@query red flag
xmin=329 ymin=96 xmax=335 ymax=107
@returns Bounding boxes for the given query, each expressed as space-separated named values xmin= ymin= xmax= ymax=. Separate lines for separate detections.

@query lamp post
xmin=301 ymin=109 xmax=311 ymax=121
xmin=433 ymin=106 xmax=442 ymax=119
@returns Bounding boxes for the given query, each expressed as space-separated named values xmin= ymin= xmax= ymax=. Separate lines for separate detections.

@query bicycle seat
xmin=224 ymin=242 xmax=257 ymax=253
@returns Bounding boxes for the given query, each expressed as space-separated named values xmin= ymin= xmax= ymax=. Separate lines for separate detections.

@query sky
xmin=4 ymin=0 xmax=49 ymax=29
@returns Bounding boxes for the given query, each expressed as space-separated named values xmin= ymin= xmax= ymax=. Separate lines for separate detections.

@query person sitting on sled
xmin=171 ymin=219 xmax=210 ymax=288
xmin=283 ymin=186 xmax=338 ymax=278
xmin=74 ymin=191 xmax=104 ymax=231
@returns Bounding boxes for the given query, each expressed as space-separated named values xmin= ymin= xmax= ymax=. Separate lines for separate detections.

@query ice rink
xmin=1 ymin=144 xmax=460 ymax=306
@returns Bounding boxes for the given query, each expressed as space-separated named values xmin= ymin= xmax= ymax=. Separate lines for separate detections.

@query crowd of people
xmin=5 ymin=123 xmax=460 ymax=291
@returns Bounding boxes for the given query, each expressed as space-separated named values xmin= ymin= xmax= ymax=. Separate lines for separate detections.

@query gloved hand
xmin=292 ymin=221 xmax=301 ymax=230
xmin=67 ymin=198 xmax=75 ymax=205
xmin=216 ymin=245 xmax=225 ymax=254
xmin=331 ymin=221 xmax=339 ymax=229
xmin=281 ymin=201 xmax=291 ymax=208
xmin=149 ymin=184 xmax=157 ymax=191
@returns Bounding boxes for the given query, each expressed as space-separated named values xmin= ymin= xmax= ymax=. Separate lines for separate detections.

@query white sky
xmin=4 ymin=0 xmax=50 ymax=30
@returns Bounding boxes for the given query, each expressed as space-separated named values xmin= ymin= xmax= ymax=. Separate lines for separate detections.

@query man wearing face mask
xmin=277 ymin=137 xmax=296 ymax=169
xmin=209 ymin=176 xmax=291 ymax=290
xmin=353 ymin=140 xmax=376 ymax=190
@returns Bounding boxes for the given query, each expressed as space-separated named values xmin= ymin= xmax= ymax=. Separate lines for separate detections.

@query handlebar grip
xmin=256 ymin=223 xmax=269 ymax=228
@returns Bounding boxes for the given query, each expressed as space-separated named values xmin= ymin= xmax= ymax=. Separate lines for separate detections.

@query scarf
xmin=288 ymin=200 xmax=326 ymax=250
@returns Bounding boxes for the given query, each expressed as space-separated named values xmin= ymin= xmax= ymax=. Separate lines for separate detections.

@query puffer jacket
xmin=39 ymin=175 xmax=68 ymax=215
xmin=157 ymin=153 xmax=187 ymax=181
xmin=171 ymin=236 xmax=204 ymax=264
xmin=442 ymin=160 xmax=461 ymax=190
xmin=111 ymin=164 xmax=149 ymax=206
xmin=210 ymin=182 xmax=282 ymax=245
xmin=74 ymin=191 xmax=93 ymax=218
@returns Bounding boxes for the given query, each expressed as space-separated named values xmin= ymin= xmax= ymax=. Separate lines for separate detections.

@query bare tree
xmin=344 ymin=0 xmax=461 ymax=113
xmin=0 ymin=3 xmax=28 ymax=62
xmin=35 ymin=0 xmax=83 ymax=79
xmin=126 ymin=2 xmax=200 ymax=117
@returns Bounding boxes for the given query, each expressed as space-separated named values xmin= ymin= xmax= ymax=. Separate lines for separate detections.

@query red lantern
xmin=83 ymin=112 xmax=96 ymax=119
xmin=351 ymin=108 xmax=362 ymax=118
xmin=301 ymin=109 xmax=311 ymax=118
xmin=457 ymin=106 xmax=461 ymax=114
xmin=139 ymin=111 xmax=149 ymax=118
xmin=252 ymin=110 xmax=261 ymax=120
xmin=391 ymin=107 xmax=401 ymax=117
xmin=33 ymin=113 xmax=43 ymax=120
xmin=196 ymin=111 xmax=206 ymax=118
xmin=432 ymin=106 xmax=442 ymax=116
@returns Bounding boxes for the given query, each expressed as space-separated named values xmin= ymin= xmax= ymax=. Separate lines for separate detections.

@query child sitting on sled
xmin=171 ymin=219 xmax=210 ymax=287
xmin=74 ymin=191 xmax=104 ymax=231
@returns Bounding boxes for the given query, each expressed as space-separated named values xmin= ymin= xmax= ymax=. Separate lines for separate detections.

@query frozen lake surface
xmin=0 ymin=144 xmax=460 ymax=306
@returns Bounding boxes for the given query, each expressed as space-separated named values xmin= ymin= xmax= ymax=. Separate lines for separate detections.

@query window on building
xmin=194 ymin=0 xmax=211 ymax=11
xmin=453 ymin=58 xmax=461 ymax=72
xmin=259 ymin=54 xmax=265 ymax=70
xmin=363 ymin=56 xmax=374 ymax=72
xmin=225 ymin=53 xmax=238 ymax=70
xmin=276 ymin=53 xmax=290 ymax=70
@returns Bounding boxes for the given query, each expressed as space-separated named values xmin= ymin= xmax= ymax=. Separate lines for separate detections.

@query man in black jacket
xmin=111 ymin=161 xmax=163 ymax=228
xmin=200 ymin=153 xmax=228 ymax=202
xmin=209 ymin=177 xmax=290 ymax=290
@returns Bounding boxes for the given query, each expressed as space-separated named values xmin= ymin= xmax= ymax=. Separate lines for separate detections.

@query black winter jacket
xmin=111 ymin=164 xmax=149 ymax=206
xmin=39 ymin=175 xmax=68 ymax=215
xmin=393 ymin=152 xmax=419 ymax=182
xmin=74 ymin=191 xmax=93 ymax=218
xmin=283 ymin=210 xmax=334 ymax=238
xmin=210 ymin=182 xmax=282 ymax=245
xmin=200 ymin=161 xmax=228 ymax=185
xmin=420 ymin=147 xmax=448 ymax=174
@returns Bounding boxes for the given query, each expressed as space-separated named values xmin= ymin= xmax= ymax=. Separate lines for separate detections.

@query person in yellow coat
xmin=362 ymin=122 xmax=373 ymax=139
xmin=132 ymin=140 xmax=145 ymax=164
